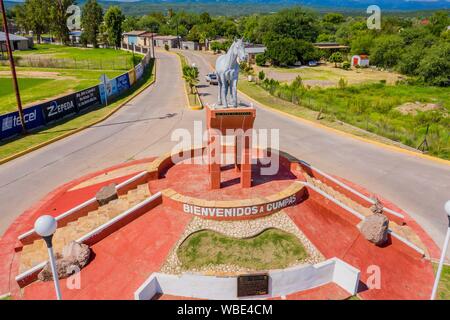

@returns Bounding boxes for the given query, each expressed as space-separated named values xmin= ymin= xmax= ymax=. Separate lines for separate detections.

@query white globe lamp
xmin=34 ymin=215 xmax=62 ymax=300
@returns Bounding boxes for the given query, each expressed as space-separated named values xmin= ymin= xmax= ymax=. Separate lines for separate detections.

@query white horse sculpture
xmin=215 ymin=39 xmax=247 ymax=108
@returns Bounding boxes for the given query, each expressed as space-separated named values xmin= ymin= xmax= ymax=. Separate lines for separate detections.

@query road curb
xmin=0 ymin=61 xmax=157 ymax=166
xmin=238 ymin=88 xmax=450 ymax=167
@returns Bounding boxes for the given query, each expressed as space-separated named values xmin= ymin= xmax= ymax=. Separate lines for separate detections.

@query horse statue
xmin=215 ymin=39 xmax=247 ymax=108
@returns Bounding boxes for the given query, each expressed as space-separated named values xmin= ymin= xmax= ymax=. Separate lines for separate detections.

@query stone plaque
xmin=237 ymin=274 xmax=269 ymax=297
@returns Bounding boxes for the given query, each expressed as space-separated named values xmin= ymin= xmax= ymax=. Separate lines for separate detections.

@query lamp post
xmin=34 ymin=215 xmax=62 ymax=300
xmin=430 ymin=200 xmax=450 ymax=300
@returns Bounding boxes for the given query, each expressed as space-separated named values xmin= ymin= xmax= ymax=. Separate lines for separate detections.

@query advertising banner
xmin=116 ymin=73 xmax=130 ymax=93
xmin=127 ymin=69 xmax=136 ymax=86
xmin=135 ymin=63 xmax=144 ymax=80
xmin=41 ymin=93 xmax=78 ymax=123
xmin=0 ymin=105 xmax=46 ymax=140
xmin=76 ymin=86 xmax=102 ymax=111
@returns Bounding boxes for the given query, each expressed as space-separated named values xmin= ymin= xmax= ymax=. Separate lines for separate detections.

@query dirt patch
xmin=0 ymin=70 xmax=76 ymax=81
xmin=396 ymin=102 xmax=443 ymax=115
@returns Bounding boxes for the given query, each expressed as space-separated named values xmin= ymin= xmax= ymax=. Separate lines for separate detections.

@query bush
xmin=342 ymin=61 xmax=351 ymax=70
xmin=258 ymin=70 xmax=266 ymax=81
xmin=255 ymin=53 xmax=267 ymax=67
xmin=164 ymin=44 xmax=170 ymax=51
xmin=329 ymin=52 xmax=344 ymax=67
xmin=338 ymin=77 xmax=348 ymax=89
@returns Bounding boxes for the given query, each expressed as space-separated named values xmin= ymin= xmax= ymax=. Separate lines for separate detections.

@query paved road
xmin=180 ymin=49 xmax=450 ymax=258
xmin=0 ymin=50 xmax=202 ymax=235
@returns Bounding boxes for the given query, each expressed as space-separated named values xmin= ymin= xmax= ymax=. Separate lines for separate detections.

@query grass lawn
xmin=0 ymin=60 xmax=155 ymax=162
xmin=240 ymin=80 xmax=449 ymax=160
xmin=0 ymin=67 xmax=124 ymax=114
xmin=11 ymin=44 xmax=141 ymax=70
xmin=177 ymin=228 xmax=308 ymax=271
xmin=434 ymin=263 xmax=450 ymax=300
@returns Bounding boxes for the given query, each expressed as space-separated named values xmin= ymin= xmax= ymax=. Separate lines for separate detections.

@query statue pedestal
xmin=206 ymin=106 xmax=256 ymax=189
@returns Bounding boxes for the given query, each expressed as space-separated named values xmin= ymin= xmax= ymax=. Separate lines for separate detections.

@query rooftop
xmin=123 ymin=30 xmax=147 ymax=36
xmin=0 ymin=32 xmax=29 ymax=42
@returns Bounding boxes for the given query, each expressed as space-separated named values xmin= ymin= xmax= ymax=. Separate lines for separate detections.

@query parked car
xmin=308 ymin=60 xmax=318 ymax=67
xmin=205 ymin=73 xmax=219 ymax=85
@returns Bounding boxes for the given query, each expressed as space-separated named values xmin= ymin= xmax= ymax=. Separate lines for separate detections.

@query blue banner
xmin=0 ymin=105 xmax=46 ymax=140
xmin=116 ymin=73 xmax=130 ymax=93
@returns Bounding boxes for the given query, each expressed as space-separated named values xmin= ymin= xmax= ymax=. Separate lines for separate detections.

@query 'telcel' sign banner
xmin=0 ymin=105 xmax=46 ymax=140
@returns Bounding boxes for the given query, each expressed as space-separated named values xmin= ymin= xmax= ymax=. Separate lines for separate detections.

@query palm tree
xmin=182 ymin=65 xmax=199 ymax=94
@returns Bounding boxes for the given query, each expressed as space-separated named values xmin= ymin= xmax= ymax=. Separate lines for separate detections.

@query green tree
xmin=397 ymin=43 xmax=426 ymax=75
xmin=137 ymin=15 xmax=160 ymax=32
xmin=104 ymin=6 xmax=124 ymax=48
xmin=81 ymin=0 xmax=103 ymax=48
xmin=350 ymin=33 xmax=374 ymax=55
xmin=182 ymin=65 xmax=199 ymax=94
xmin=427 ymin=11 xmax=450 ymax=36
xmin=370 ymin=35 xmax=404 ymax=68
xmin=417 ymin=42 xmax=450 ymax=86
xmin=49 ymin=0 xmax=74 ymax=45
xmin=122 ymin=16 xmax=138 ymax=33
xmin=322 ymin=13 xmax=345 ymax=24
xmin=329 ymin=52 xmax=344 ymax=67
xmin=262 ymin=7 xmax=319 ymax=43
xmin=17 ymin=0 xmax=50 ymax=43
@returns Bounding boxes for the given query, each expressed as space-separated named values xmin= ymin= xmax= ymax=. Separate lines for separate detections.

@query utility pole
xmin=0 ymin=0 xmax=26 ymax=133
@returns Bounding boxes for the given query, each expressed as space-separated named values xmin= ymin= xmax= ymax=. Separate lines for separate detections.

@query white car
xmin=205 ymin=73 xmax=219 ymax=85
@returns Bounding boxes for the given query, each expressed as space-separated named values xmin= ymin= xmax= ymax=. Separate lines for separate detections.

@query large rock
xmin=96 ymin=183 xmax=118 ymax=206
xmin=38 ymin=242 xmax=91 ymax=281
xmin=370 ymin=198 xmax=384 ymax=215
xmin=359 ymin=213 xmax=389 ymax=246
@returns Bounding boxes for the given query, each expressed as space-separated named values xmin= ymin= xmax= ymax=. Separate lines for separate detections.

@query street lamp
xmin=34 ymin=215 xmax=62 ymax=300
xmin=430 ymin=200 xmax=450 ymax=300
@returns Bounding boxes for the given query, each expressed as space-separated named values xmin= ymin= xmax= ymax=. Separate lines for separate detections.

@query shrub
xmin=342 ymin=61 xmax=351 ymax=70
xmin=258 ymin=70 xmax=266 ymax=81
xmin=255 ymin=53 xmax=267 ymax=67
xmin=329 ymin=52 xmax=344 ymax=67
xmin=164 ymin=44 xmax=170 ymax=51
xmin=338 ymin=77 xmax=348 ymax=89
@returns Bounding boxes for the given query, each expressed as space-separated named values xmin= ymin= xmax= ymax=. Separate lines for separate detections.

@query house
xmin=122 ymin=30 xmax=146 ymax=48
xmin=153 ymin=35 xmax=180 ymax=49
xmin=205 ymin=37 xmax=229 ymax=51
xmin=69 ymin=30 xmax=82 ymax=44
xmin=180 ymin=40 xmax=200 ymax=51
xmin=138 ymin=32 xmax=157 ymax=48
xmin=314 ymin=42 xmax=349 ymax=52
xmin=351 ymin=54 xmax=370 ymax=67
xmin=0 ymin=32 xmax=33 ymax=53
xmin=244 ymin=43 xmax=267 ymax=65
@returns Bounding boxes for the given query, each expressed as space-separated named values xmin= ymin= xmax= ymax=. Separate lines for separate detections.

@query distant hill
xmin=4 ymin=0 xmax=450 ymax=16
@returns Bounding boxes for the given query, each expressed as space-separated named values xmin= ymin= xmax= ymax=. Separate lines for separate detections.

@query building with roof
xmin=153 ymin=35 xmax=180 ymax=49
xmin=314 ymin=42 xmax=349 ymax=51
xmin=244 ymin=43 xmax=267 ymax=65
xmin=0 ymin=31 xmax=33 ymax=55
